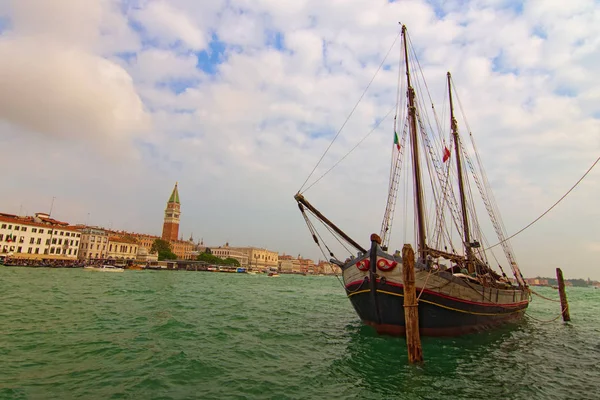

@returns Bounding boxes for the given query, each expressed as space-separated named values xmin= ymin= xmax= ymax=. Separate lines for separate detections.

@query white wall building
xmin=78 ymin=227 xmax=109 ymax=260
xmin=0 ymin=212 xmax=81 ymax=259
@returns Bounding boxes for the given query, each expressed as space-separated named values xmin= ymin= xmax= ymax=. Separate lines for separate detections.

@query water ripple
xmin=1 ymin=268 xmax=599 ymax=399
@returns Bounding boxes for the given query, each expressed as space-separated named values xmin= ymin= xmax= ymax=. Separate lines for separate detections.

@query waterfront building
xmin=107 ymin=235 xmax=139 ymax=261
xmin=297 ymin=256 xmax=316 ymax=274
xmin=131 ymin=233 xmax=160 ymax=253
xmin=0 ymin=212 xmax=80 ymax=259
xmin=78 ymin=227 xmax=108 ymax=260
xmin=136 ymin=247 xmax=159 ymax=263
xmin=170 ymin=239 xmax=195 ymax=260
xmin=278 ymin=254 xmax=296 ymax=273
xmin=222 ymin=246 xmax=278 ymax=270
xmin=162 ymin=183 xmax=180 ymax=242
xmin=210 ymin=243 xmax=249 ymax=266
xmin=318 ymin=260 xmax=339 ymax=275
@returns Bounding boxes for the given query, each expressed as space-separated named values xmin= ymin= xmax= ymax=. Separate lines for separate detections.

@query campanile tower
xmin=161 ymin=182 xmax=180 ymax=241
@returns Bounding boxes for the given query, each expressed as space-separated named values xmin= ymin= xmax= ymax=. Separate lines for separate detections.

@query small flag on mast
xmin=442 ymin=146 xmax=451 ymax=163
xmin=393 ymin=131 xmax=400 ymax=151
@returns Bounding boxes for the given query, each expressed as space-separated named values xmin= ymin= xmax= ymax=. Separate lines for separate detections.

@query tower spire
xmin=168 ymin=182 xmax=180 ymax=204
xmin=162 ymin=182 xmax=181 ymax=241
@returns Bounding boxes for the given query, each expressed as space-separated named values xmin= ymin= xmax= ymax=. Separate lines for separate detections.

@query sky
xmin=0 ymin=0 xmax=599 ymax=279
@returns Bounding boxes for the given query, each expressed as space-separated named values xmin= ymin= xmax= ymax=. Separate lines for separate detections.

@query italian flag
xmin=394 ymin=131 xmax=400 ymax=151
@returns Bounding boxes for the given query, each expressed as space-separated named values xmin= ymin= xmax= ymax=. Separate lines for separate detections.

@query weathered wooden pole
xmin=402 ymin=244 xmax=423 ymax=363
xmin=556 ymin=268 xmax=571 ymax=322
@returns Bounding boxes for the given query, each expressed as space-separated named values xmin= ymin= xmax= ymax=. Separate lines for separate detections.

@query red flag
xmin=442 ymin=147 xmax=451 ymax=163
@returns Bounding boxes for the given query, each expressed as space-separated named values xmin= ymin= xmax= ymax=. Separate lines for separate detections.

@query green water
xmin=1 ymin=268 xmax=599 ymax=400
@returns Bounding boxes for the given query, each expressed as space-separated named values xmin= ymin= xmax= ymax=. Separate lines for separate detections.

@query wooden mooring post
xmin=556 ymin=268 xmax=571 ymax=322
xmin=402 ymin=244 xmax=423 ymax=363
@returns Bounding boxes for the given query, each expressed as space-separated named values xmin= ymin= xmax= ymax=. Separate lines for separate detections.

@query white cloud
xmin=131 ymin=49 xmax=203 ymax=83
xmin=132 ymin=1 xmax=207 ymax=50
xmin=0 ymin=0 xmax=149 ymax=149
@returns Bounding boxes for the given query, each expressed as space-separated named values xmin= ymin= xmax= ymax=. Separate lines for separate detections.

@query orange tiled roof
xmin=108 ymin=236 xmax=139 ymax=244
xmin=0 ymin=214 xmax=80 ymax=231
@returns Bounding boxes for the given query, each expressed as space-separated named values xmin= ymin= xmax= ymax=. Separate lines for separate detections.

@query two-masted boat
xmin=295 ymin=25 xmax=529 ymax=336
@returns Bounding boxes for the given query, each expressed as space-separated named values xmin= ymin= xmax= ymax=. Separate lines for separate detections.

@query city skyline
xmin=0 ymin=1 xmax=599 ymax=279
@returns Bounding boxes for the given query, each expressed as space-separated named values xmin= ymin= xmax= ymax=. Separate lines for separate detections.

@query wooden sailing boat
xmin=295 ymin=25 xmax=529 ymax=336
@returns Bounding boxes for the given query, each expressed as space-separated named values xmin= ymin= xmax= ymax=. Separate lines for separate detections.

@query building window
xmin=17 ymin=246 xmax=23 ymax=253
xmin=35 ymin=248 xmax=39 ymax=254
xmin=19 ymin=236 xmax=24 ymax=243
xmin=58 ymin=239 xmax=62 ymax=245
xmin=8 ymin=225 xmax=12 ymax=229
xmin=52 ymin=238 xmax=57 ymax=244
xmin=110 ymin=244 xmax=113 ymax=251
xmin=46 ymin=239 xmax=50 ymax=245
xmin=44 ymin=249 xmax=48 ymax=254
xmin=30 ymin=238 xmax=35 ymax=244
xmin=50 ymin=248 xmax=55 ymax=254
xmin=32 ymin=228 xmax=37 ymax=233
xmin=68 ymin=249 xmax=72 ymax=255
xmin=27 ymin=247 xmax=32 ymax=253
xmin=14 ymin=226 xmax=20 ymax=231
xmin=74 ymin=249 xmax=77 ymax=256
xmin=0 ymin=235 xmax=3 ymax=241
xmin=60 ymin=231 xmax=64 ymax=236
xmin=22 ymin=227 xmax=27 ymax=232
xmin=1 ymin=224 xmax=5 ymax=229
xmin=77 ymin=234 xmax=80 ymax=237
xmin=75 ymin=241 xmax=78 ymax=247
xmin=40 ymin=229 xmax=44 ymax=234
xmin=37 ymin=238 xmax=41 ymax=245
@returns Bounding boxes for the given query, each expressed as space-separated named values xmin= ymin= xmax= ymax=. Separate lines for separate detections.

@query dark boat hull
xmin=341 ymin=244 xmax=529 ymax=337
xmin=346 ymin=278 xmax=528 ymax=336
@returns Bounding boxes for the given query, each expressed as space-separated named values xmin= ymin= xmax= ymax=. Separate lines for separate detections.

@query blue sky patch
xmin=300 ymin=123 xmax=336 ymax=140
xmin=554 ymin=86 xmax=577 ymax=98
xmin=491 ymin=52 xmax=519 ymax=75
xmin=196 ymin=34 xmax=227 ymax=75
xmin=265 ymin=30 xmax=285 ymax=51
xmin=114 ymin=51 xmax=137 ymax=63
xmin=532 ymin=25 xmax=548 ymax=40
xmin=0 ymin=16 xmax=11 ymax=34
xmin=156 ymin=78 xmax=200 ymax=95
xmin=425 ymin=0 xmax=448 ymax=19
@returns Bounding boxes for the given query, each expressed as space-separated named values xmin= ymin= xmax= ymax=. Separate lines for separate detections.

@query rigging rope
xmin=530 ymin=288 xmax=562 ymax=303
xmin=302 ymin=105 xmax=396 ymax=193
xmin=298 ymin=31 xmax=402 ymax=193
xmin=299 ymin=205 xmax=347 ymax=289
xmin=485 ymin=153 xmax=600 ymax=251
xmin=525 ymin=307 xmax=569 ymax=324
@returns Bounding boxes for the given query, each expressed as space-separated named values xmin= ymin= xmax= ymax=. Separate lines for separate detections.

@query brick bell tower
xmin=161 ymin=182 xmax=180 ymax=241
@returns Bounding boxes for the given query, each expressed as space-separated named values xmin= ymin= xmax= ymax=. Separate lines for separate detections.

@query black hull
xmin=346 ymin=279 xmax=528 ymax=336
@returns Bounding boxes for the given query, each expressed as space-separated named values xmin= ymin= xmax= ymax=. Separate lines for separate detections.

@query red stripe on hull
xmin=345 ymin=278 xmax=529 ymax=308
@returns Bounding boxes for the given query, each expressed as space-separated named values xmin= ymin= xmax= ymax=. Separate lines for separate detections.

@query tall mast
xmin=403 ymin=25 xmax=427 ymax=261
xmin=447 ymin=72 xmax=474 ymax=273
